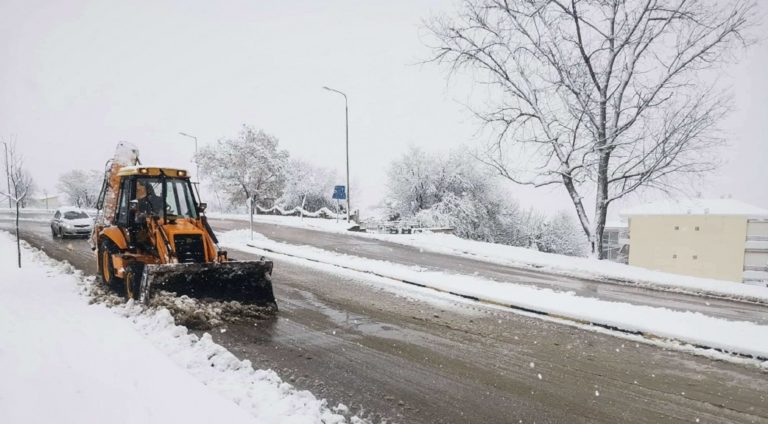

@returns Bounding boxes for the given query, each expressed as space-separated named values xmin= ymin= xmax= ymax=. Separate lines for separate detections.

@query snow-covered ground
xmin=214 ymin=213 xmax=768 ymax=303
xmin=0 ymin=231 xmax=354 ymax=424
xmin=208 ymin=211 xmax=355 ymax=233
xmin=219 ymin=229 xmax=768 ymax=363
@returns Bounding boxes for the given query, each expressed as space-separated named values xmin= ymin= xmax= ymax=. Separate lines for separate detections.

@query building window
xmin=672 ymin=254 xmax=677 ymax=259
xmin=674 ymin=226 xmax=680 ymax=230
xmin=692 ymin=255 xmax=698 ymax=260
xmin=695 ymin=226 xmax=700 ymax=231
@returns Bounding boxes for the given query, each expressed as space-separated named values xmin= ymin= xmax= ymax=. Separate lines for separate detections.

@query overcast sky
xmin=2 ymin=0 xmax=766 ymax=218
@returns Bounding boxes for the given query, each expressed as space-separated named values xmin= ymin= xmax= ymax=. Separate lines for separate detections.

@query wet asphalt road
xmin=209 ymin=218 xmax=768 ymax=325
xmin=2 ymin=215 xmax=767 ymax=423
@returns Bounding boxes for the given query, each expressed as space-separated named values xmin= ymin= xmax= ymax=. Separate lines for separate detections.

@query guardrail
xmin=255 ymin=204 xmax=343 ymax=220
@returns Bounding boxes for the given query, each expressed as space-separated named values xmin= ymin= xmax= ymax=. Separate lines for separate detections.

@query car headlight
xmin=63 ymin=223 xmax=73 ymax=229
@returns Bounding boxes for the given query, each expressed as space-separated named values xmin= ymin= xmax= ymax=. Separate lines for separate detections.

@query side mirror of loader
xmin=129 ymin=200 xmax=139 ymax=212
xmin=198 ymin=202 xmax=207 ymax=213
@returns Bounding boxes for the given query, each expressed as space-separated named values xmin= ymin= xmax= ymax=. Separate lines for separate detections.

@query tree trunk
xmin=593 ymin=151 xmax=611 ymax=259
xmin=15 ymin=200 xmax=21 ymax=268
xmin=561 ymin=173 xmax=592 ymax=250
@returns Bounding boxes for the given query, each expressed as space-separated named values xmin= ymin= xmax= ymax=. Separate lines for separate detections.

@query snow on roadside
xmin=213 ymin=213 xmax=768 ymax=303
xmin=219 ymin=229 xmax=768 ymax=363
xmin=208 ymin=212 xmax=357 ymax=233
xmin=0 ymin=231 xmax=355 ymax=424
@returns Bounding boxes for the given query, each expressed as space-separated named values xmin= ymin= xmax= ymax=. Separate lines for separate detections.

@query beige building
xmin=621 ymin=199 xmax=768 ymax=285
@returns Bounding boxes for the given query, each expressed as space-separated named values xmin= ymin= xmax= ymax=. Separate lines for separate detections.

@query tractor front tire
xmin=98 ymin=239 xmax=124 ymax=295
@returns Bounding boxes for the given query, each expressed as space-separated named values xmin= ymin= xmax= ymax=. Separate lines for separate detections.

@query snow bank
xmin=208 ymin=212 xmax=357 ymax=233
xmin=219 ymin=229 xmax=768 ymax=362
xmin=368 ymin=232 xmax=768 ymax=302
xmin=214 ymin=214 xmax=768 ymax=303
xmin=0 ymin=231 xmax=353 ymax=424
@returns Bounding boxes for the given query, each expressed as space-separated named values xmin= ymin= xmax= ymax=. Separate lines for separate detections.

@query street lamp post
xmin=322 ymin=86 xmax=351 ymax=223
xmin=178 ymin=132 xmax=199 ymax=182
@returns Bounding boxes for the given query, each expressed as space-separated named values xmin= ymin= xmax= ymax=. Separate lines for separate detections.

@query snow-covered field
xmin=0 ymin=231 xmax=355 ymax=424
xmin=216 ymin=213 xmax=768 ymax=303
xmin=219 ymin=229 xmax=768 ymax=364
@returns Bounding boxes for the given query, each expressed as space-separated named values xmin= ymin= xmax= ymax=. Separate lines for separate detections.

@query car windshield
xmin=136 ymin=177 xmax=197 ymax=218
xmin=63 ymin=211 xmax=89 ymax=220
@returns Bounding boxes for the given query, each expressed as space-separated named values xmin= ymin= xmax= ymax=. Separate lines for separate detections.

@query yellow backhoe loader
xmin=90 ymin=142 xmax=276 ymax=308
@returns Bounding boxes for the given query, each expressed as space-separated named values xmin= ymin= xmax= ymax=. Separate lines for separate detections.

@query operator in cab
xmin=136 ymin=180 xmax=163 ymax=215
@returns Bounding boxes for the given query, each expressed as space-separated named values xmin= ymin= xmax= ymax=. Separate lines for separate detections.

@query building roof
xmin=620 ymin=198 xmax=768 ymax=219
xmin=604 ymin=220 xmax=628 ymax=229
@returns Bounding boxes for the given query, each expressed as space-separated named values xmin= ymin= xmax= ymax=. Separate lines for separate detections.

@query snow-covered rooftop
xmin=620 ymin=199 xmax=768 ymax=218
xmin=604 ymin=219 xmax=628 ymax=229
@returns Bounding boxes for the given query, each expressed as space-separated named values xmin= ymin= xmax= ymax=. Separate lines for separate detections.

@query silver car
xmin=50 ymin=208 xmax=93 ymax=238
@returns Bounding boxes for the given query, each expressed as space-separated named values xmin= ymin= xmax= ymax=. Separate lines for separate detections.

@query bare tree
xmin=427 ymin=0 xmax=756 ymax=257
xmin=0 ymin=141 xmax=34 ymax=267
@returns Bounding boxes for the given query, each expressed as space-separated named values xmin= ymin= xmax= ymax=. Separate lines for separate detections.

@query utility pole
xmin=322 ymin=86 xmax=351 ymax=222
xmin=2 ymin=141 xmax=10 ymax=208
xmin=178 ymin=132 xmax=199 ymax=182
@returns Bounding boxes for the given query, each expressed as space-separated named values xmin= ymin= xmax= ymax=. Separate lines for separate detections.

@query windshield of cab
xmin=136 ymin=177 xmax=197 ymax=218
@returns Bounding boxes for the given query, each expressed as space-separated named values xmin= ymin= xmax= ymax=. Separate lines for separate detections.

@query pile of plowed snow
xmin=86 ymin=278 xmax=275 ymax=330
xmin=150 ymin=293 xmax=275 ymax=330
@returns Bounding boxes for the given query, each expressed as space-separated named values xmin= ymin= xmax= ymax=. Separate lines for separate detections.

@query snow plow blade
xmin=139 ymin=260 xmax=276 ymax=309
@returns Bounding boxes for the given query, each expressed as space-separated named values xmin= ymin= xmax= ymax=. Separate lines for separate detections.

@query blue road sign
xmin=333 ymin=185 xmax=346 ymax=200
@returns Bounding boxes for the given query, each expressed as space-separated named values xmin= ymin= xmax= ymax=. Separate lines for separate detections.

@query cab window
xmin=165 ymin=179 xmax=197 ymax=218
xmin=115 ymin=178 xmax=132 ymax=226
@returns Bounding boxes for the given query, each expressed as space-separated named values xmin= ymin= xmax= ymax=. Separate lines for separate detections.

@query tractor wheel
xmin=124 ymin=263 xmax=145 ymax=302
xmin=98 ymin=239 xmax=123 ymax=295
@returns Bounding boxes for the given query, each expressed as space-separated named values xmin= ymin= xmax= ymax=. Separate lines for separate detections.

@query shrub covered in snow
xmin=534 ymin=211 xmax=588 ymax=257
xmin=386 ymin=146 xmax=586 ymax=256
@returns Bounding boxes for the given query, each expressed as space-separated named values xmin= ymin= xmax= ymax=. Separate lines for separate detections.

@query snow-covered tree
xmin=427 ymin=0 xmax=755 ymax=257
xmin=58 ymin=169 xmax=101 ymax=208
xmin=196 ymin=125 xmax=289 ymax=208
xmin=387 ymin=146 xmax=497 ymax=219
xmin=279 ymin=159 xmax=337 ymax=211
xmin=386 ymin=146 xmax=440 ymax=217
xmin=387 ymin=146 xmax=540 ymax=245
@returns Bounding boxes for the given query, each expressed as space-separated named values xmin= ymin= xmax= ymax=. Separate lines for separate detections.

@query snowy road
xmin=2 ymin=215 xmax=767 ymax=423
xmin=210 ymin=218 xmax=768 ymax=325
